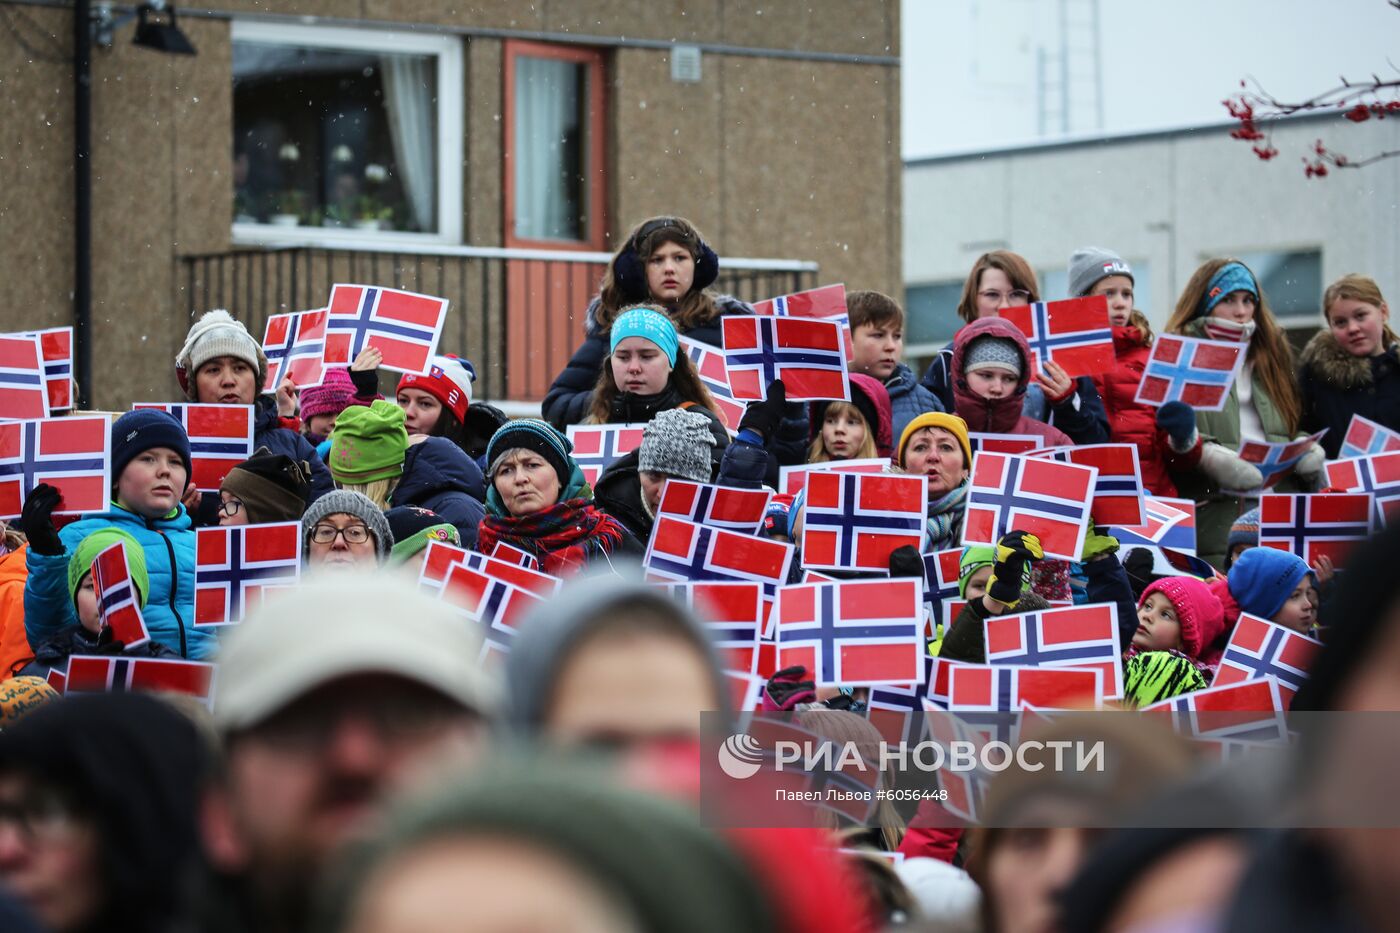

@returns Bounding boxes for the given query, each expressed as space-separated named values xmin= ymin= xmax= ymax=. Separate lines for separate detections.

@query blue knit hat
xmin=111 ymin=409 xmax=193 ymax=486
xmin=1198 ymin=262 xmax=1259 ymax=318
xmin=610 ymin=305 xmax=679 ymax=365
xmin=1227 ymin=546 xmax=1315 ymax=620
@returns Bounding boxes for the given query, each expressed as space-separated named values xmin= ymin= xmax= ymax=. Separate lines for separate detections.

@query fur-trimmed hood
xmin=1300 ymin=329 xmax=1398 ymax=391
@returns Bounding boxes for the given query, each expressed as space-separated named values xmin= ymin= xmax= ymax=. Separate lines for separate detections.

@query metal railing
xmin=175 ymin=244 xmax=818 ymax=403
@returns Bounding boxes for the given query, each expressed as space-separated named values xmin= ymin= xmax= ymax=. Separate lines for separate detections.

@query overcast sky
xmin=902 ymin=0 xmax=1400 ymax=159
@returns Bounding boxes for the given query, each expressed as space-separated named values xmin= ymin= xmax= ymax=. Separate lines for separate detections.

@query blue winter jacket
xmin=884 ymin=362 xmax=945 ymax=442
xmin=252 ymin=394 xmax=334 ymax=501
xmin=24 ymin=503 xmax=213 ymax=659
xmin=390 ymin=437 xmax=487 ymax=549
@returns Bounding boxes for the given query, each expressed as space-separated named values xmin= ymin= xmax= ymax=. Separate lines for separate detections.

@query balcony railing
xmin=175 ymin=244 xmax=819 ymax=405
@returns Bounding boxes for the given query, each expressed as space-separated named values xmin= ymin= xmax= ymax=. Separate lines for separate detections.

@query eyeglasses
xmin=310 ymin=523 xmax=371 ymax=545
xmin=0 ymin=789 xmax=82 ymax=839
xmin=979 ymin=289 xmax=1033 ymax=306
xmin=219 ymin=497 xmax=244 ymax=518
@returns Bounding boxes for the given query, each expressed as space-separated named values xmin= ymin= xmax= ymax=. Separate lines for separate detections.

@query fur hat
xmin=174 ymin=309 xmax=268 ymax=400
xmin=1139 ymin=576 xmax=1225 ymax=659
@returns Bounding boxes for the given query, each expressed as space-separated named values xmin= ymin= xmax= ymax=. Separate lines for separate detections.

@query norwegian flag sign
xmin=323 ymin=284 xmax=448 ymax=375
xmin=418 ymin=539 xmax=471 ymax=588
xmin=801 ymin=472 xmax=926 ymax=572
xmin=921 ymin=699 xmax=991 ymax=822
xmin=967 ymin=433 xmax=1042 ymax=457
xmin=1237 ymin=430 xmax=1328 ymax=491
xmin=566 ymin=423 xmax=646 ymax=487
xmin=922 ymin=549 xmax=962 ymax=635
xmin=865 ymin=656 xmax=932 ymax=748
xmin=1108 ymin=496 xmax=1197 ymax=554
xmin=644 ymin=516 xmax=794 ymax=608
xmin=962 ymin=452 xmax=1097 ymax=561
xmin=261 ymin=309 xmax=328 ymax=390
xmin=462 ymin=551 xmax=562 ymax=597
xmin=752 ymin=283 xmax=848 ymax=319
xmin=948 ymin=663 xmax=1105 ymax=713
xmin=778 ymin=458 xmax=887 ymax=497
xmin=999 ymin=296 xmax=1114 ymax=379
xmin=489 ymin=542 xmax=540 ymax=571
xmin=0 ymin=417 xmax=110 ymax=521
xmin=665 ymin=581 xmax=764 ymax=676
xmin=133 ymin=403 xmax=255 ymax=492
xmin=1341 ymin=414 xmax=1400 ymax=459
xmin=19 ymin=327 xmax=74 ymax=412
xmin=1144 ymin=679 xmax=1288 ymax=742
xmin=63 ymin=656 xmax=217 ymax=704
xmin=0 ymin=333 xmax=49 ymax=419
xmin=1213 ymin=613 xmax=1321 ymax=708
xmin=677 ymin=336 xmax=744 ymax=433
xmin=194 ymin=523 xmax=302 ymax=626
xmin=1326 ymin=452 xmax=1400 ymax=526
xmin=1259 ymin=493 xmax=1372 ymax=569
xmin=91 ymin=540 xmax=150 ymax=649
xmin=983 ymin=604 xmax=1124 ymax=699
xmin=441 ymin=564 xmax=544 ymax=664
xmin=658 ymin=479 xmax=772 ymax=534
xmin=1030 ymin=444 xmax=1145 ymax=527
xmin=722 ymin=316 xmax=849 ymax=402
xmin=775 ymin=578 xmax=924 ymax=685
xmin=1134 ymin=334 xmax=1246 ymax=410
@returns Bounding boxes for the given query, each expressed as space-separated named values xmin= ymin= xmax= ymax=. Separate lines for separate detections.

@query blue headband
xmin=1199 ymin=262 xmax=1259 ymax=317
xmin=610 ymin=307 xmax=679 ymax=365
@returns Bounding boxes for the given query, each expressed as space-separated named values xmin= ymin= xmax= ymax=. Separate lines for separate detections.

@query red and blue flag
xmin=194 ymin=523 xmax=302 ymax=626
xmin=775 ymin=578 xmax=924 ymax=685
xmin=324 ymin=284 xmax=448 ymax=375
xmin=0 ymin=416 xmax=110 ymax=521
xmin=999 ymin=296 xmax=1114 ymax=379
xmin=801 ymin=472 xmax=926 ymax=572
xmin=1134 ymin=334 xmax=1245 ymax=410
xmin=722 ymin=316 xmax=849 ymax=402
xmin=262 ymin=309 xmax=328 ymax=390
xmin=962 ymin=452 xmax=1096 ymax=561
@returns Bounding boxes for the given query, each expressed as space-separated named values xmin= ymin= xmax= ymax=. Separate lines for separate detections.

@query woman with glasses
xmin=300 ymin=490 xmax=393 ymax=570
xmin=919 ymin=250 xmax=1110 ymax=444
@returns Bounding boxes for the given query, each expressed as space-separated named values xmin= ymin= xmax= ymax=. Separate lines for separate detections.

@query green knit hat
xmin=958 ymin=545 xmax=998 ymax=599
xmin=329 ymin=399 xmax=409 ymax=484
xmin=68 ymin=528 xmax=149 ymax=610
xmin=388 ymin=524 xmax=461 ymax=565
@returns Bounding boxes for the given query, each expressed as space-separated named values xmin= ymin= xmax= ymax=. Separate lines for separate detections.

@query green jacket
xmin=1174 ymin=318 xmax=1298 ymax=569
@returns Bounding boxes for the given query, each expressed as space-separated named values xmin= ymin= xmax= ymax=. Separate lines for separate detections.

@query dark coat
xmin=1298 ymin=330 xmax=1400 ymax=459
xmin=19 ymin=624 xmax=181 ymax=680
xmin=593 ymin=450 xmax=653 ymax=543
xmin=391 ymin=437 xmax=487 ymax=549
xmin=253 ymin=394 xmax=333 ymax=501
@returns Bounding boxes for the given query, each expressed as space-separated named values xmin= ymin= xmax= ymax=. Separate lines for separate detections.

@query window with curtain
xmin=231 ymin=23 xmax=462 ymax=240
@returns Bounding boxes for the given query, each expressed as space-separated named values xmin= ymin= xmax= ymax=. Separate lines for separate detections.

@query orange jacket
xmin=0 ymin=544 xmax=33 ymax=679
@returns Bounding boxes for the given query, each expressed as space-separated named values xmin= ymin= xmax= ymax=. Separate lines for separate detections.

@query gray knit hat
xmin=638 ymin=409 xmax=715 ymax=483
xmin=174 ymin=309 xmax=269 ymax=399
xmin=963 ymin=336 xmax=1023 ymax=377
xmin=300 ymin=489 xmax=392 ymax=562
xmin=1068 ymin=246 xmax=1134 ymax=299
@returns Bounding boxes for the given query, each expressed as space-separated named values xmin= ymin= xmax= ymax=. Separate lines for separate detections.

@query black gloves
xmin=349 ymin=366 xmax=379 ymax=398
xmin=888 ymin=545 xmax=925 ymax=579
xmin=20 ymin=483 xmax=64 ymax=556
xmin=1155 ymin=401 xmax=1197 ymax=450
xmin=986 ymin=530 xmax=1043 ymax=608
xmin=738 ymin=379 xmax=787 ymax=441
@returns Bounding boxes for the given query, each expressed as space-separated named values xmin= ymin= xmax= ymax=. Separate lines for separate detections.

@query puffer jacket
xmin=1091 ymin=325 xmax=1202 ymax=496
xmin=390 ymin=437 xmax=487 ymax=550
xmin=948 ymin=318 xmax=1073 ymax=446
xmin=883 ymin=362 xmax=944 ymax=441
xmin=253 ymin=394 xmax=334 ymax=501
xmin=0 ymin=544 xmax=30 ymax=679
xmin=1299 ymin=330 xmax=1400 ymax=459
xmin=24 ymin=504 xmax=211 ymax=659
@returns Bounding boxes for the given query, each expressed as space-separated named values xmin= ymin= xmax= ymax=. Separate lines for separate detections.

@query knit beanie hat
xmin=610 ymin=305 xmax=680 ymax=365
xmin=221 ymin=447 xmax=312 ymax=523
xmin=330 ymin=399 xmax=409 ymax=485
xmin=385 ymin=505 xmax=461 ymax=565
xmin=963 ymin=335 xmax=1023 ymax=377
xmin=1067 ymin=246 xmax=1134 ymax=299
xmin=1122 ymin=650 xmax=1209 ymax=708
xmin=958 ymin=545 xmax=998 ymax=599
xmin=299 ymin=368 xmax=356 ymax=422
xmin=67 ymin=527 xmax=148 ymax=610
xmin=897 ymin=411 xmax=972 ymax=470
xmin=485 ymin=419 xmax=574 ymax=491
xmin=396 ymin=355 xmax=475 ymax=425
xmin=1139 ymin=576 xmax=1226 ymax=659
xmin=637 ymin=409 xmax=715 ymax=483
xmin=111 ymin=409 xmax=193 ymax=487
xmin=301 ymin=489 xmax=392 ymax=561
xmin=1197 ymin=261 xmax=1259 ymax=318
xmin=0 ymin=676 xmax=60 ymax=728
xmin=1227 ymin=546 xmax=1314 ymax=621
xmin=1226 ymin=507 xmax=1260 ymax=565
xmin=174 ymin=309 xmax=268 ymax=400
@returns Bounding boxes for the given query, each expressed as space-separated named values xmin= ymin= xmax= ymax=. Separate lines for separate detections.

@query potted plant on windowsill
xmin=353 ymin=195 xmax=394 ymax=231
xmin=270 ymin=190 xmax=305 ymax=227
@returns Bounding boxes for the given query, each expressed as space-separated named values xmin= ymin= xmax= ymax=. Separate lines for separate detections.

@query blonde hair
xmin=957 ymin=251 xmax=1041 ymax=324
xmin=1165 ymin=258 xmax=1301 ymax=435
xmin=336 ymin=478 xmax=398 ymax=510
xmin=1323 ymin=273 xmax=1399 ymax=346
xmin=807 ymin=402 xmax=878 ymax=463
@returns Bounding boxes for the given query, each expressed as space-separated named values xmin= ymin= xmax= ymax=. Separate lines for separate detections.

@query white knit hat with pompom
xmin=174 ymin=309 xmax=268 ymax=399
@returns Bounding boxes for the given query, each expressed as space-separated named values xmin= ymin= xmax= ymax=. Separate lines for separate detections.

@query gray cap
xmin=963 ymin=336 xmax=1023 ymax=377
xmin=301 ymin=489 xmax=392 ymax=562
xmin=213 ymin=572 xmax=497 ymax=730
xmin=1068 ymin=246 xmax=1133 ymax=299
xmin=638 ymin=408 xmax=715 ymax=483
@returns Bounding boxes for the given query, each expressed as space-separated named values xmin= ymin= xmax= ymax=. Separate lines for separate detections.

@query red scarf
xmin=476 ymin=498 xmax=628 ymax=576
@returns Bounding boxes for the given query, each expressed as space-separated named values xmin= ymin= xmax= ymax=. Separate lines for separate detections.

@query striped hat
xmin=486 ymin=419 xmax=574 ymax=489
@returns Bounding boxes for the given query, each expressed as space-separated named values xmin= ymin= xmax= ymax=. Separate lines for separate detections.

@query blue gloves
xmin=1155 ymin=401 xmax=1197 ymax=450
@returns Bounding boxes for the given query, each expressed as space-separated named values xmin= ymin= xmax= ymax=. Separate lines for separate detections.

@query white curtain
xmin=381 ymin=54 xmax=436 ymax=232
xmin=514 ymin=56 xmax=580 ymax=240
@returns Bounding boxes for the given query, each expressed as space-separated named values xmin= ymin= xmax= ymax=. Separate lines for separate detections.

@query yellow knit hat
xmin=897 ymin=412 xmax=972 ymax=469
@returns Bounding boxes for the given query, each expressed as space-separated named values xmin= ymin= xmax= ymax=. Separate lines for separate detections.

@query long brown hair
xmin=596 ymin=216 xmax=721 ymax=333
xmin=1166 ymin=258 xmax=1301 ymax=434
xmin=585 ymin=348 xmax=719 ymax=424
xmin=956 ymin=250 xmax=1041 ymax=324
xmin=1323 ymin=273 xmax=1399 ymax=347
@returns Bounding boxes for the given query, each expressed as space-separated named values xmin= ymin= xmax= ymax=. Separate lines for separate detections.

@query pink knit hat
xmin=299 ymin=368 xmax=355 ymax=421
xmin=1139 ymin=576 xmax=1225 ymax=659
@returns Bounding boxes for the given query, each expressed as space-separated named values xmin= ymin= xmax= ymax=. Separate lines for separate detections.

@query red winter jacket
xmin=1090 ymin=326 xmax=1202 ymax=497
xmin=950 ymin=318 xmax=1072 ymax=446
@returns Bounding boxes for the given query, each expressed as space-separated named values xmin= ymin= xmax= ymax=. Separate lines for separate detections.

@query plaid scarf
xmin=476 ymin=498 xmax=628 ymax=576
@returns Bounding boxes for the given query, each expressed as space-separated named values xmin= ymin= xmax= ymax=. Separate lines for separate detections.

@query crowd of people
xmin=0 ymin=213 xmax=1398 ymax=932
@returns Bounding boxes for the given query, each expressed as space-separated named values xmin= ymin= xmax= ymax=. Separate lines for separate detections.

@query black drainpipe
xmin=73 ymin=0 xmax=93 ymax=409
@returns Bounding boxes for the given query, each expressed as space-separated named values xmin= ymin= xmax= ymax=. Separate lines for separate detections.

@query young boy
xmin=846 ymin=290 xmax=943 ymax=440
